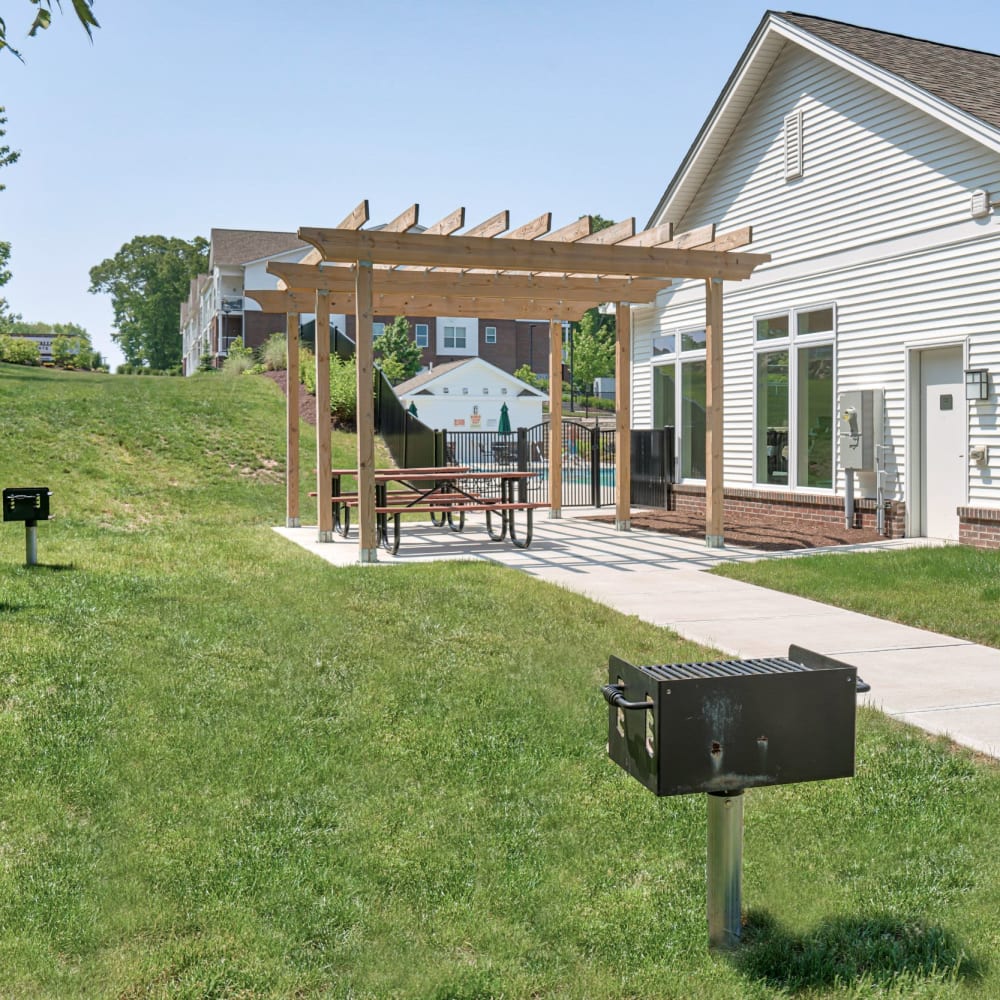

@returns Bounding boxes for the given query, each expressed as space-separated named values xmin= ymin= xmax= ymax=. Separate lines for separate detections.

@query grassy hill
xmin=0 ymin=364 xmax=997 ymax=998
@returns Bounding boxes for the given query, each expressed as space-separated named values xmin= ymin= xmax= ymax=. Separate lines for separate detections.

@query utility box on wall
xmin=839 ymin=389 xmax=884 ymax=471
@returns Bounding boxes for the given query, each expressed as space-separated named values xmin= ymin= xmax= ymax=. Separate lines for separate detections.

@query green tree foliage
xmin=374 ymin=315 xmax=422 ymax=384
xmin=569 ymin=309 xmax=616 ymax=398
xmin=1 ymin=1 xmax=98 ymax=60
xmin=514 ymin=364 xmax=547 ymax=391
xmin=0 ymin=335 xmax=39 ymax=364
xmin=89 ymin=235 xmax=208 ymax=369
xmin=0 ymin=108 xmax=20 ymax=331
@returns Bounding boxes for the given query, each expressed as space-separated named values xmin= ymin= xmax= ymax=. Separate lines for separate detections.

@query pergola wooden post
xmin=548 ymin=318 xmax=563 ymax=518
xmin=314 ymin=290 xmax=334 ymax=542
xmin=705 ymin=277 xmax=725 ymax=547
xmin=285 ymin=310 xmax=300 ymax=528
xmin=355 ymin=261 xmax=378 ymax=563
xmin=615 ymin=302 xmax=632 ymax=531
xmin=267 ymin=208 xmax=767 ymax=559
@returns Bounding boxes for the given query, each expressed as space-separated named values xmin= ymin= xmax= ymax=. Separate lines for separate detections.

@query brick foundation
xmin=670 ymin=484 xmax=906 ymax=538
xmin=958 ymin=506 xmax=1000 ymax=550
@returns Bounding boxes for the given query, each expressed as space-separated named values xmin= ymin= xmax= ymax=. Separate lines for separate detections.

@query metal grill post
xmin=707 ymin=790 xmax=743 ymax=949
xmin=25 ymin=520 xmax=37 ymax=566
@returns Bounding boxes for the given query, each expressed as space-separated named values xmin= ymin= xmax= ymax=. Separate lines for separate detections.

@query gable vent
xmin=784 ymin=110 xmax=803 ymax=181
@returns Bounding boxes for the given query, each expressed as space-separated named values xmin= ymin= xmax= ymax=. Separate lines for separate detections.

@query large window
xmin=651 ymin=327 xmax=706 ymax=481
xmin=754 ymin=306 xmax=835 ymax=489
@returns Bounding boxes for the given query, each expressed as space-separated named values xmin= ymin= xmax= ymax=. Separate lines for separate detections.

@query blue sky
xmin=4 ymin=0 xmax=1000 ymax=367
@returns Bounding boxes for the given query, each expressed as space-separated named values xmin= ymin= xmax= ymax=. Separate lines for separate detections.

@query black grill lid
xmin=639 ymin=657 xmax=812 ymax=681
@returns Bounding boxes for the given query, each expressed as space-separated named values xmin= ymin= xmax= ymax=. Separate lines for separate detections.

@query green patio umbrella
xmin=498 ymin=402 xmax=511 ymax=434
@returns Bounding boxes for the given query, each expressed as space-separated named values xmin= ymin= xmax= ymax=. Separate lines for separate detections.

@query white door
xmin=919 ymin=346 xmax=965 ymax=539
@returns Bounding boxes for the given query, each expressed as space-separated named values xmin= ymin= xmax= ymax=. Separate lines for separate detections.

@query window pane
xmin=681 ymin=328 xmax=706 ymax=352
xmin=797 ymin=308 xmax=833 ymax=336
xmin=444 ymin=325 xmax=455 ymax=348
xmin=652 ymin=333 xmax=675 ymax=356
xmin=756 ymin=315 xmax=789 ymax=341
xmin=455 ymin=326 xmax=466 ymax=349
xmin=653 ymin=365 xmax=676 ymax=430
xmin=797 ymin=344 xmax=834 ymax=488
xmin=681 ymin=360 xmax=706 ymax=479
xmin=756 ymin=351 xmax=789 ymax=484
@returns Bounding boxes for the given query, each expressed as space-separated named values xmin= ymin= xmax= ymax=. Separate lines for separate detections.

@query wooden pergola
xmin=247 ymin=201 xmax=769 ymax=562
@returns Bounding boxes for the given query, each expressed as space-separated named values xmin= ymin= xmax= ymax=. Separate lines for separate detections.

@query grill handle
xmin=601 ymin=683 xmax=653 ymax=712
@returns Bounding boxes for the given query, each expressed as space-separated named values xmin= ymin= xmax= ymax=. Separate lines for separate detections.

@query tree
xmin=1 ymin=1 xmax=98 ymax=60
xmin=570 ymin=309 xmax=616 ymax=398
xmin=0 ymin=108 xmax=20 ymax=332
xmin=89 ymin=235 xmax=208 ymax=369
xmin=374 ymin=315 xmax=422 ymax=384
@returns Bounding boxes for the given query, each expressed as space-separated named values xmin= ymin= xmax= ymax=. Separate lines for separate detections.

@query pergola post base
xmin=706 ymin=534 xmax=725 ymax=549
xmin=286 ymin=517 xmax=301 ymax=528
xmin=615 ymin=519 xmax=631 ymax=532
xmin=317 ymin=530 xmax=336 ymax=543
xmin=548 ymin=508 xmax=562 ymax=520
xmin=358 ymin=548 xmax=379 ymax=564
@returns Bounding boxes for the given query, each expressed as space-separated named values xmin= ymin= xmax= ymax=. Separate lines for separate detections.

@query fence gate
xmin=445 ymin=421 xmax=616 ymax=507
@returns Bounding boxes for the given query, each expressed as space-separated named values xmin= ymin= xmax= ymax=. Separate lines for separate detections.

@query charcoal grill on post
xmin=602 ymin=645 xmax=869 ymax=950
xmin=3 ymin=487 xmax=52 ymax=566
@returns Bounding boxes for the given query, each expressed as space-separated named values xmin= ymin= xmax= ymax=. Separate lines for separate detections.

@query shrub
xmin=198 ymin=352 xmax=215 ymax=373
xmin=0 ymin=336 xmax=41 ymax=365
xmin=222 ymin=351 xmax=255 ymax=376
xmin=261 ymin=332 xmax=287 ymax=371
xmin=330 ymin=356 xmax=358 ymax=425
xmin=299 ymin=346 xmax=316 ymax=395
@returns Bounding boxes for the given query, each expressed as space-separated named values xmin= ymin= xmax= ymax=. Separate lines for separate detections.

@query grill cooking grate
xmin=641 ymin=657 xmax=811 ymax=681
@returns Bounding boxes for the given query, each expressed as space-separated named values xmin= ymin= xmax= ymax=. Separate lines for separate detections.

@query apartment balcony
xmin=220 ymin=295 xmax=245 ymax=314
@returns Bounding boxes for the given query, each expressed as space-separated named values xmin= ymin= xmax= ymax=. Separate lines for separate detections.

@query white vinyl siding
xmin=635 ymin=230 xmax=1000 ymax=507
xmin=634 ymin=39 xmax=1000 ymax=514
xmin=678 ymin=44 xmax=1000 ymax=266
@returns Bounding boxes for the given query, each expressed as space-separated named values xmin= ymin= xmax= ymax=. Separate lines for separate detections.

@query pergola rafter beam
xmin=298 ymin=226 xmax=769 ymax=280
xmin=424 ymin=207 xmax=466 ymax=236
xmin=268 ymin=260 xmax=670 ymax=303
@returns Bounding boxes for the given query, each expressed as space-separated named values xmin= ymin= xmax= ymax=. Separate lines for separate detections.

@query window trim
xmin=414 ymin=323 xmax=429 ymax=348
xmin=752 ymin=303 xmax=837 ymax=492
xmin=484 ymin=325 xmax=497 ymax=344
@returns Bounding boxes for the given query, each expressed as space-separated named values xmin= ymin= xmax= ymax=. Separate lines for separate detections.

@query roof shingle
xmin=781 ymin=12 xmax=1000 ymax=131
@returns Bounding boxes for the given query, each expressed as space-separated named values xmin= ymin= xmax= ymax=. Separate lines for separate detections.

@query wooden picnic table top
xmin=330 ymin=466 xmax=535 ymax=482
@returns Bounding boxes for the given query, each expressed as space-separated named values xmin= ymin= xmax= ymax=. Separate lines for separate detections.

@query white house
xmin=631 ymin=11 xmax=1000 ymax=547
xmin=394 ymin=358 xmax=547 ymax=432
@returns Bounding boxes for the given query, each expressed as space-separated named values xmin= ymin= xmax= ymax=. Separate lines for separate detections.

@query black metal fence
xmin=630 ymin=426 xmax=675 ymax=509
xmin=374 ymin=370 xmax=447 ymax=468
xmin=445 ymin=420 xmax=617 ymax=507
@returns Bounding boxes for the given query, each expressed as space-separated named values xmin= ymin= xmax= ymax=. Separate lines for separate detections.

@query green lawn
xmin=712 ymin=545 xmax=1000 ymax=649
xmin=1 ymin=363 xmax=998 ymax=998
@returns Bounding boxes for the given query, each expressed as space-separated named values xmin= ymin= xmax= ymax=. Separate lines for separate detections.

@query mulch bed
xmin=263 ymin=370 xmax=354 ymax=431
xmin=589 ymin=507 xmax=885 ymax=552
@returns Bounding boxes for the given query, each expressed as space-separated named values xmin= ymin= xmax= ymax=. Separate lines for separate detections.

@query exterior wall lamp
xmin=965 ymin=368 xmax=990 ymax=401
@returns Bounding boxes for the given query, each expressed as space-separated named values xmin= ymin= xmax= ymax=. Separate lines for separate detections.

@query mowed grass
xmin=712 ymin=544 xmax=1000 ymax=648
xmin=0 ymin=363 xmax=998 ymax=998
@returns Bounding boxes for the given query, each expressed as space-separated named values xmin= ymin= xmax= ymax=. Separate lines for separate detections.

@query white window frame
xmin=649 ymin=326 xmax=708 ymax=483
xmin=484 ymin=325 xmax=497 ymax=344
xmin=415 ymin=323 xmax=429 ymax=348
xmin=373 ymin=322 xmax=385 ymax=340
xmin=752 ymin=303 xmax=837 ymax=492
xmin=436 ymin=317 xmax=477 ymax=356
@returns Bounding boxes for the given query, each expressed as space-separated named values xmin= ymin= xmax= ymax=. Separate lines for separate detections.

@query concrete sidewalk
xmin=274 ymin=513 xmax=1000 ymax=758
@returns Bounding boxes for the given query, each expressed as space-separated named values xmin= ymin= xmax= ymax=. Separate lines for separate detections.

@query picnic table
xmin=327 ymin=466 xmax=546 ymax=553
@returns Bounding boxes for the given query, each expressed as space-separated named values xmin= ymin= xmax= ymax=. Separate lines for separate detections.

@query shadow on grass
xmin=733 ymin=910 xmax=982 ymax=993
xmin=23 ymin=563 xmax=76 ymax=572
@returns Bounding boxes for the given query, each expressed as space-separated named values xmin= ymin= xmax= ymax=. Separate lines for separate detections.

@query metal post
xmin=844 ymin=468 xmax=855 ymax=529
xmin=25 ymin=519 xmax=37 ymax=567
xmin=707 ymin=790 xmax=743 ymax=950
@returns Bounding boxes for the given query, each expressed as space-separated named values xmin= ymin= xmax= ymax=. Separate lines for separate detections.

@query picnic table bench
xmin=321 ymin=466 xmax=546 ymax=553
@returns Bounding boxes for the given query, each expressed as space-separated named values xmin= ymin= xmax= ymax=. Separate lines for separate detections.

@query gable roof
xmin=395 ymin=357 xmax=546 ymax=398
xmin=780 ymin=13 xmax=1000 ymax=131
xmin=649 ymin=11 xmax=1000 ymax=228
xmin=209 ymin=228 xmax=309 ymax=270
